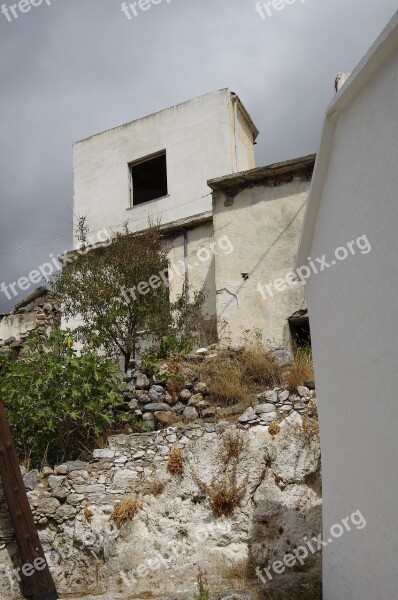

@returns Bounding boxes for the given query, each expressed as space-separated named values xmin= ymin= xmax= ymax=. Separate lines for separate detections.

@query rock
xmin=137 ymin=392 xmax=151 ymax=405
xmin=54 ymin=505 xmax=77 ymax=521
xmin=48 ymin=475 xmax=66 ymax=489
xmin=93 ymin=449 xmax=115 ymax=460
xmin=202 ymin=406 xmax=217 ymax=419
xmin=144 ymin=403 xmax=172 ymax=412
xmin=258 ymin=412 xmax=278 ymax=425
xmin=143 ymin=412 xmax=155 ymax=422
xmin=297 ymin=386 xmax=310 ymax=397
xmin=148 ymin=388 xmax=164 ymax=403
xmin=304 ymin=381 xmax=316 ymax=390
xmin=196 ymin=347 xmax=208 ymax=355
xmin=183 ymin=406 xmax=198 ymax=421
xmin=185 ymin=353 xmax=205 ymax=362
xmin=132 ymin=451 xmax=146 ymax=459
xmin=55 ymin=461 xmax=87 ymax=474
xmin=42 ymin=466 xmax=54 ymax=477
xmin=254 ymin=403 xmax=277 ymax=415
xmin=278 ymin=390 xmax=290 ymax=402
xmin=172 ymin=402 xmax=185 ymax=414
xmin=128 ymin=398 xmax=139 ymax=410
xmin=280 ymin=405 xmax=292 ymax=413
xmin=271 ymin=349 xmax=294 ymax=367
xmin=135 ymin=374 xmax=151 ymax=389
xmin=188 ymin=393 xmax=204 ymax=407
xmin=66 ymin=493 xmax=85 ymax=506
xmin=23 ymin=470 xmax=38 ymax=491
xmin=193 ymin=382 xmax=208 ymax=395
xmin=36 ymin=497 xmax=60 ymax=516
xmin=151 ymin=385 xmax=166 ymax=394
xmin=239 ymin=408 xmax=257 ymax=423
xmin=256 ymin=390 xmax=278 ymax=403
xmin=154 ymin=411 xmax=179 ymax=426
xmin=183 ymin=381 xmax=194 ymax=390
xmin=179 ymin=389 xmax=192 ymax=403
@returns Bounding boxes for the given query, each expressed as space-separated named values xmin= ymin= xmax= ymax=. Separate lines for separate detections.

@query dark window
xmin=130 ymin=152 xmax=168 ymax=206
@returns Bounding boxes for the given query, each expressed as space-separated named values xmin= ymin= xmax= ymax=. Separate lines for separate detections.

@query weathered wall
xmin=72 ymin=89 xmax=256 ymax=247
xmin=0 ymin=412 xmax=321 ymax=600
xmin=297 ymin=21 xmax=398 ymax=600
xmin=166 ymin=220 xmax=217 ymax=337
xmin=213 ymin=179 xmax=310 ymax=348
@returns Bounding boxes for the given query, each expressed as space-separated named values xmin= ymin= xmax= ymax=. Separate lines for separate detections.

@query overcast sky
xmin=0 ymin=0 xmax=396 ymax=313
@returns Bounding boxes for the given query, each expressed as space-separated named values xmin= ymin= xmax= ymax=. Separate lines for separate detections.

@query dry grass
xmin=83 ymin=507 xmax=93 ymax=522
xmin=109 ymin=494 xmax=142 ymax=525
xmin=286 ymin=349 xmax=314 ymax=391
xmin=193 ymin=463 xmax=247 ymax=518
xmin=167 ymin=445 xmax=185 ymax=477
xmin=302 ymin=415 xmax=320 ymax=437
xmin=221 ymin=429 xmax=246 ymax=463
xmin=268 ymin=422 xmax=281 ymax=437
xmin=145 ymin=479 xmax=168 ymax=496
xmin=241 ymin=343 xmax=283 ymax=387
xmin=203 ymin=352 xmax=250 ymax=406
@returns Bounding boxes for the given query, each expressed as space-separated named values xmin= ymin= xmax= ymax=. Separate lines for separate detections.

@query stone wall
xmin=0 ymin=411 xmax=321 ymax=600
xmin=0 ymin=290 xmax=61 ymax=357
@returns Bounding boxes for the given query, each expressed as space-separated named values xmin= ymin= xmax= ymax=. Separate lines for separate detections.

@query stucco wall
xmin=302 ymin=45 xmax=398 ymax=600
xmin=166 ymin=221 xmax=217 ymax=337
xmin=0 ymin=313 xmax=38 ymax=341
xmin=73 ymin=90 xmax=255 ymax=247
xmin=213 ymin=179 xmax=310 ymax=348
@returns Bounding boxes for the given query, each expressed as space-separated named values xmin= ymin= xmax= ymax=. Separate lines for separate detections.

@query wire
xmin=0 ymin=192 xmax=213 ymax=255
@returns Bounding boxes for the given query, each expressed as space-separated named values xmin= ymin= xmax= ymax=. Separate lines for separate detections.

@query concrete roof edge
xmin=295 ymin=9 xmax=398 ymax=269
xmin=231 ymin=92 xmax=260 ymax=140
xmin=74 ymin=89 xmax=232 ymax=145
xmin=207 ymin=154 xmax=316 ymax=190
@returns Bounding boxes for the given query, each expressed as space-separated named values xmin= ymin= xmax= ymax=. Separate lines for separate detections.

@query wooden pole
xmin=0 ymin=398 xmax=58 ymax=600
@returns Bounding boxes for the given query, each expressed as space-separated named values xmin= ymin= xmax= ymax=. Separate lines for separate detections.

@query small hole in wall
xmin=241 ymin=273 xmax=249 ymax=281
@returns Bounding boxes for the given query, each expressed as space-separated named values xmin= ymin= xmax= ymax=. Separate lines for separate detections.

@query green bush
xmin=0 ymin=330 xmax=135 ymax=467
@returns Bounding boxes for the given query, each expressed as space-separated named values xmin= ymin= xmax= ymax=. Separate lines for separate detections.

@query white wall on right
xmin=302 ymin=43 xmax=398 ymax=600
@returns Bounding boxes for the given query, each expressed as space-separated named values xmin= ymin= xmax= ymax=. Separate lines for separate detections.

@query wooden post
xmin=0 ymin=398 xmax=58 ymax=600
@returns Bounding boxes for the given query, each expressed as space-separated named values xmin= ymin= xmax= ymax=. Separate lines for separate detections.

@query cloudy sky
xmin=0 ymin=0 xmax=396 ymax=313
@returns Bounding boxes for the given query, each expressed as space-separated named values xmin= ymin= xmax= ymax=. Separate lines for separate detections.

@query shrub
xmin=110 ymin=494 xmax=142 ymax=525
xmin=167 ymin=445 xmax=184 ymax=477
xmin=0 ymin=330 xmax=137 ymax=467
xmin=286 ymin=349 xmax=314 ymax=391
xmin=268 ymin=422 xmax=281 ymax=437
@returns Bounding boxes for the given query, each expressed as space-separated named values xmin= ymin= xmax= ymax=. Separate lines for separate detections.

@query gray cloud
xmin=0 ymin=0 xmax=396 ymax=311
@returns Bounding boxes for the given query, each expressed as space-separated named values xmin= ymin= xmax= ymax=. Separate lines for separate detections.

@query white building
xmin=296 ymin=11 xmax=398 ymax=599
xmin=72 ymin=89 xmax=258 ymax=245
xmin=2 ymin=90 xmax=314 ymax=352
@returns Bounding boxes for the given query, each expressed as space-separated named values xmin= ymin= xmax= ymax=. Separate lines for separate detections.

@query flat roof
xmin=75 ymin=89 xmax=259 ymax=145
xmin=208 ymin=154 xmax=316 ymax=192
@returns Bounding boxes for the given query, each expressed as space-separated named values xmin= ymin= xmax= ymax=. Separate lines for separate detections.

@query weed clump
xmin=167 ymin=445 xmax=184 ymax=477
xmin=196 ymin=568 xmax=210 ymax=600
xmin=110 ymin=494 xmax=142 ymax=525
xmin=286 ymin=349 xmax=314 ymax=391
xmin=268 ymin=422 xmax=281 ymax=437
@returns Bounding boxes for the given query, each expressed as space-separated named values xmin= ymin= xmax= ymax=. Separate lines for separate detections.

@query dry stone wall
xmin=0 ymin=411 xmax=321 ymax=600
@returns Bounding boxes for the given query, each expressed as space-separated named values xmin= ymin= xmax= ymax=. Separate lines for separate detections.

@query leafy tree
xmin=0 ymin=330 xmax=133 ymax=467
xmin=53 ymin=221 xmax=206 ymax=371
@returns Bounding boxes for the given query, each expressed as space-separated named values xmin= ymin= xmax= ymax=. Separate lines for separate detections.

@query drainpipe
xmin=183 ymin=229 xmax=190 ymax=302
xmin=231 ymin=93 xmax=239 ymax=173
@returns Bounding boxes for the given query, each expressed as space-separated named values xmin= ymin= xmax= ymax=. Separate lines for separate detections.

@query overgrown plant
xmin=110 ymin=494 xmax=142 ymax=526
xmin=53 ymin=219 xmax=206 ymax=371
xmin=286 ymin=348 xmax=314 ymax=391
xmin=193 ymin=428 xmax=247 ymax=518
xmin=167 ymin=445 xmax=185 ymax=477
xmin=196 ymin=568 xmax=210 ymax=600
xmin=0 ymin=330 xmax=134 ymax=467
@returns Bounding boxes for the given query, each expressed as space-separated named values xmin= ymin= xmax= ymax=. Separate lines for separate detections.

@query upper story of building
xmin=72 ymin=89 xmax=259 ymax=247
